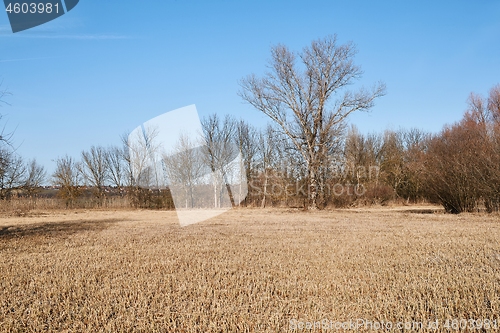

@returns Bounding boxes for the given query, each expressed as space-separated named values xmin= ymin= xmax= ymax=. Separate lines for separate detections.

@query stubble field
xmin=0 ymin=207 xmax=499 ymax=332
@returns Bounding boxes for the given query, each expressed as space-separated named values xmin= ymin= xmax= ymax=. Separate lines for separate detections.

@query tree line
xmin=0 ymin=97 xmax=498 ymax=214
xmin=0 ymin=36 xmax=499 ymax=213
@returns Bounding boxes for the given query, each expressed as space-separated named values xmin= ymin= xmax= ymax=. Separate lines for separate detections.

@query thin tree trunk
xmin=308 ymin=168 xmax=319 ymax=210
xmin=213 ymin=175 xmax=217 ymax=208
xmin=226 ymin=182 xmax=236 ymax=208
xmin=261 ymin=173 xmax=268 ymax=208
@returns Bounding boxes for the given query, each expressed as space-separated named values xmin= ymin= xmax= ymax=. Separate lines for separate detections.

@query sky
xmin=0 ymin=0 xmax=500 ymax=176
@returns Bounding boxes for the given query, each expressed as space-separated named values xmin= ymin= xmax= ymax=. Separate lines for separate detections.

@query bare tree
xmin=122 ymin=127 xmax=173 ymax=209
xmin=163 ymin=134 xmax=205 ymax=208
xmin=257 ymin=125 xmax=279 ymax=208
xmin=201 ymin=114 xmax=238 ymax=208
xmin=343 ymin=126 xmax=366 ymax=184
xmin=338 ymin=127 xmax=389 ymax=206
xmin=249 ymin=125 xmax=307 ymax=208
xmin=80 ymin=145 xmax=108 ymax=202
xmin=52 ymin=155 xmax=81 ymax=207
xmin=0 ymin=149 xmax=25 ymax=199
xmin=0 ymin=80 xmax=14 ymax=147
xmin=236 ymin=120 xmax=259 ymax=206
xmin=240 ymin=35 xmax=385 ymax=209
xmin=23 ymin=159 xmax=46 ymax=196
xmin=125 ymin=125 xmax=162 ymax=188
xmin=0 ymin=81 xmax=26 ymax=199
xmin=120 ymin=133 xmax=135 ymax=187
xmin=105 ymin=145 xmax=126 ymax=191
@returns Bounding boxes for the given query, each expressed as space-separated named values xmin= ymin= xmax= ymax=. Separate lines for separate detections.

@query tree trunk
xmin=226 ymin=182 xmax=236 ymax=208
xmin=308 ymin=168 xmax=319 ymax=210
xmin=261 ymin=173 xmax=268 ymax=208
xmin=213 ymin=175 xmax=217 ymax=208
xmin=223 ymin=172 xmax=236 ymax=208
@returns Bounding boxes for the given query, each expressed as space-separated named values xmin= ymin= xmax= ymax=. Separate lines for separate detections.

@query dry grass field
xmin=1 ymin=207 xmax=499 ymax=332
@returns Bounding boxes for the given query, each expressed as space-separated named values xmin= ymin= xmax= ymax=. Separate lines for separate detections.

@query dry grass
xmin=0 ymin=207 xmax=499 ymax=332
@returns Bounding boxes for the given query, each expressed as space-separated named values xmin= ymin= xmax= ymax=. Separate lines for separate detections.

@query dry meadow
xmin=1 ymin=207 xmax=499 ymax=332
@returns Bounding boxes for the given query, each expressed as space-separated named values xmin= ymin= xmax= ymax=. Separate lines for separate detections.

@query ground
xmin=0 ymin=207 xmax=499 ymax=332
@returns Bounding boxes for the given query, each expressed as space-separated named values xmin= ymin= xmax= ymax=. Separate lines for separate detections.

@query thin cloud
xmin=0 ymin=56 xmax=59 ymax=63
xmin=0 ymin=25 xmax=12 ymax=33
xmin=41 ymin=34 xmax=130 ymax=40
xmin=0 ymin=21 xmax=131 ymax=39
xmin=0 ymin=32 xmax=131 ymax=39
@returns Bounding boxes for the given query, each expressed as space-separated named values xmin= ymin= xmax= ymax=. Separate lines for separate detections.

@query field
xmin=1 ymin=207 xmax=499 ymax=332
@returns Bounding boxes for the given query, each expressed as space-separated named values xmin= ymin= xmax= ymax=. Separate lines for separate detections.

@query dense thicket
xmin=424 ymin=86 xmax=500 ymax=213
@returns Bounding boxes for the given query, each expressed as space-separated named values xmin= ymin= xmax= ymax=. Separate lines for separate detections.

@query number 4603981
xmin=5 ymin=2 xmax=59 ymax=14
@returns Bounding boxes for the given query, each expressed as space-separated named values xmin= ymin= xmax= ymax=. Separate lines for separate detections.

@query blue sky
xmin=1 ymin=0 xmax=500 ymax=175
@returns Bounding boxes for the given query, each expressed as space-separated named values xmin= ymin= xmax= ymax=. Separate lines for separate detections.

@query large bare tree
xmin=239 ymin=35 xmax=385 ymax=209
